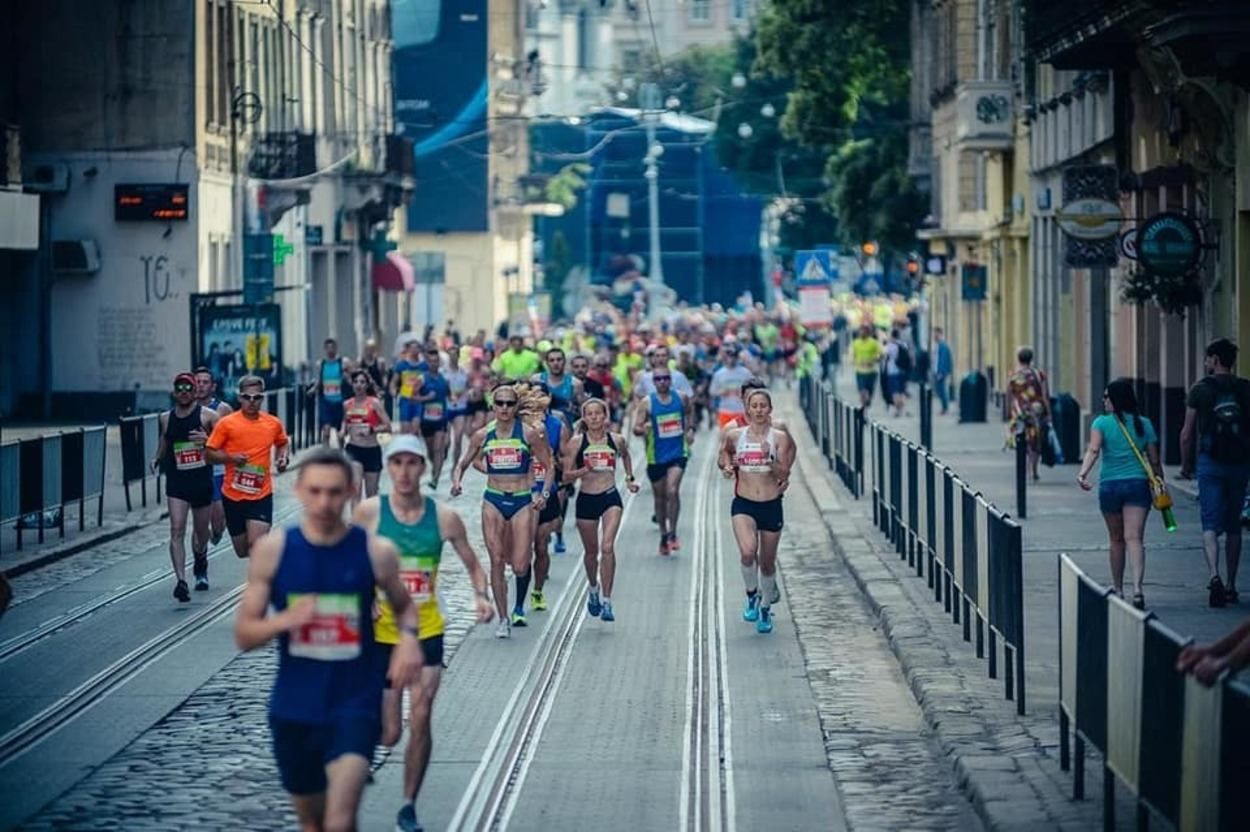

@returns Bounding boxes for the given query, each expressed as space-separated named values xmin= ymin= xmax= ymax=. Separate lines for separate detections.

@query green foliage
xmin=531 ymin=163 xmax=591 ymax=211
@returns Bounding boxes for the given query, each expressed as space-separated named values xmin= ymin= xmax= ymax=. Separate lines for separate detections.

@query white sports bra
xmin=734 ymin=428 xmax=778 ymax=474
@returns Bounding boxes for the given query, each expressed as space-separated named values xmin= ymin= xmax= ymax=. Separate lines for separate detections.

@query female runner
xmin=563 ymin=398 xmax=640 ymax=623
xmin=446 ymin=348 xmax=470 ymax=467
xmin=465 ymin=350 xmax=492 ymax=434
xmin=451 ymin=381 xmax=555 ymax=637
xmin=340 ymin=369 xmax=392 ymax=508
xmin=718 ymin=388 xmax=794 ymax=634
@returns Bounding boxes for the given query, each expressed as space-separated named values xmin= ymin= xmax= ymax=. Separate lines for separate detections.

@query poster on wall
xmin=393 ymin=0 xmax=489 ymax=232
xmin=196 ymin=304 xmax=283 ymax=398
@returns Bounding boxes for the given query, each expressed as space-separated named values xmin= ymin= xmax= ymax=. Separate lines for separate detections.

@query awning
xmin=372 ymin=250 xmax=414 ymax=292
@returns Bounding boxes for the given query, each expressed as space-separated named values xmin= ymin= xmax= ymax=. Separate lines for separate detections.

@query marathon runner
xmin=530 ymin=388 xmax=573 ymax=612
xmin=537 ymin=349 xmax=581 ymax=554
xmin=392 ymin=340 xmax=424 ymax=435
xmin=446 ymin=347 xmax=471 ymax=470
xmin=354 ymin=435 xmax=493 ymax=832
xmin=341 ymin=369 xmax=392 ymax=508
xmin=709 ymin=345 xmax=755 ymax=429
xmin=570 ymin=353 xmax=603 ymax=404
xmin=413 ymin=346 xmax=451 ymax=489
xmin=586 ymin=355 xmax=623 ymax=428
xmin=464 ymin=348 xmax=492 ymax=434
xmin=719 ymin=388 xmax=795 ymax=634
xmin=634 ymin=370 xmax=693 ymax=555
xmin=205 ymin=375 xmax=290 ymax=559
xmin=194 ymin=365 xmax=232 ymax=544
xmin=150 ymin=373 xmax=220 ymax=600
xmin=357 ymin=337 xmax=390 ymax=412
xmin=310 ymin=338 xmax=350 ymax=446
xmin=234 ymin=448 xmax=422 ymax=832
xmin=493 ymin=333 xmax=541 ymax=379
xmin=563 ymin=398 xmax=640 ymax=622
xmin=450 ymin=382 xmax=556 ymax=636
xmin=633 ymin=344 xmax=695 ymax=414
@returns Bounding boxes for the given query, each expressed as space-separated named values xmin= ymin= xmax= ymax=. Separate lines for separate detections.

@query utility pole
xmin=639 ymin=82 xmax=663 ymax=317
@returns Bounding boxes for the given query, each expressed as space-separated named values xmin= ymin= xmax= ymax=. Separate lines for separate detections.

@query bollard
xmin=919 ymin=381 xmax=933 ymax=451
xmin=1015 ymin=429 xmax=1028 ymax=519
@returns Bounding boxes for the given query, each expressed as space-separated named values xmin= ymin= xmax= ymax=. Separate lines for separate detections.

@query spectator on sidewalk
xmin=1179 ymin=337 xmax=1250 ymax=608
xmin=1007 ymin=347 xmax=1052 ymax=481
xmin=1177 ymin=616 xmax=1250 ymax=685
xmin=883 ymin=328 xmax=912 ymax=417
xmin=851 ymin=325 xmax=882 ymax=409
xmin=933 ymin=328 xmax=953 ymax=415
xmin=1076 ymin=380 xmax=1164 ymax=609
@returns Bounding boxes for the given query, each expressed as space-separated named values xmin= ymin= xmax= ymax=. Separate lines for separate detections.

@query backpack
xmin=894 ymin=342 xmax=913 ymax=374
xmin=1203 ymin=377 xmax=1250 ymax=463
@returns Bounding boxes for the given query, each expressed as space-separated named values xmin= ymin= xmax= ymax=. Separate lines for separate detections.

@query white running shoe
xmin=495 ymin=619 xmax=511 ymax=639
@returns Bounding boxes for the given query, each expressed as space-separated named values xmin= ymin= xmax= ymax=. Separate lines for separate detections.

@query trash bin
xmin=959 ymin=371 xmax=988 ymax=423
xmin=1050 ymin=393 xmax=1081 ymax=464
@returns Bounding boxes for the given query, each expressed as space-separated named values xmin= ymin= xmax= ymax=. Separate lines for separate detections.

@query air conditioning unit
xmin=52 ymin=240 xmax=101 ymax=274
xmin=24 ymin=163 xmax=71 ymax=193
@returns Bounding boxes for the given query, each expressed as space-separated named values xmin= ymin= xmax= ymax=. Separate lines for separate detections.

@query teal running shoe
xmin=600 ymin=601 xmax=615 ymax=622
xmin=757 ymin=606 xmax=774 ymax=634
xmin=587 ymin=590 xmax=602 ymax=617
xmin=743 ymin=593 xmax=760 ymax=622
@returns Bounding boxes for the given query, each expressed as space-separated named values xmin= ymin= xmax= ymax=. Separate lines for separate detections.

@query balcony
xmin=247 ymin=132 xmax=317 ymax=181
xmin=954 ymin=81 xmax=1014 ymax=152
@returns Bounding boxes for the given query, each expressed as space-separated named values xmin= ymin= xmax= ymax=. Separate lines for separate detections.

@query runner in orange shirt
xmin=206 ymin=375 xmax=291 ymax=558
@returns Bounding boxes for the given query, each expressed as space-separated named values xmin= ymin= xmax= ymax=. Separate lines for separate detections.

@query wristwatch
xmin=400 ymin=623 xmax=419 ymax=637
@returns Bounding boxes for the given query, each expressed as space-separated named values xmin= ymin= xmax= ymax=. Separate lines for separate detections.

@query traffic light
xmin=861 ymin=241 xmax=878 ymax=256
xmin=906 ymin=258 xmax=920 ymax=276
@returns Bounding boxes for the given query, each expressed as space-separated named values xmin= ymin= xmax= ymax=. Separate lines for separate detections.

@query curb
xmin=2 ymin=514 xmax=165 ymax=579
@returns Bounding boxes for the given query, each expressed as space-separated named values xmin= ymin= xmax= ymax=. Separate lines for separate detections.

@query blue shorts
xmin=856 ymin=372 xmax=878 ymax=394
xmin=1197 ymin=456 xmax=1250 ymax=534
xmin=484 ymin=488 xmax=532 ymax=521
xmin=319 ymin=399 xmax=344 ymax=430
xmin=212 ymin=472 xmax=224 ymax=502
xmin=1098 ymin=478 xmax=1152 ymax=515
xmin=269 ymin=715 xmax=381 ymax=796
xmin=398 ymin=399 xmax=423 ymax=423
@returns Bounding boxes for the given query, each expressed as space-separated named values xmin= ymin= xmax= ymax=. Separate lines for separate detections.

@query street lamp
xmin=737 ymin=122 xmax=754 ymax=139
xmin=731 ymin=71 xmax=747 ymax=89
xmin=760 ymin=102 xmax=776 ymax=119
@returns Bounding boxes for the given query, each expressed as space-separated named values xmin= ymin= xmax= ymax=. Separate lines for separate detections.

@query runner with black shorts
xmin=634 ymin=372 xmax=693 ymax=555
xmin=234 ymin=448 xmax=422 ymax=832
xmin=414 ymin=347 xmax=451 ymax=489
xmin=341 ymin=369 xmax=391 ymax=508
xmin=150 ymin=373 xmax=220 ymax=601
xmin=531 ymin=393 xmax=572 ymax=612
xmin=354 ymin=435 xmax=493 ymax=832
xmin=205 ymin=375 xmax=290 ymax=559
xmin=563 ymin=398 xmax=640 ymax=622
xmin=718 ymin=388 xmax=795 ymax=634
xmin=194 ymin=366 xmax=232 ymax=545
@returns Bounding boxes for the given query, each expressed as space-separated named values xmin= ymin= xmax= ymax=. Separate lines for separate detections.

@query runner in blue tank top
xmin=536 ymin=348 xmax=582 ymax=556
xmin=235 ymin=448 xmax=422 ymax=831
xmin=309 ymin=338 xmax=350 ymax=447
xmin=634 ymin=371 xmax=693 ymax=555
xmin=414 ymin=345 xmax=452 ymax=489
xmin=531 ymin=392 xmax=573 ymax=615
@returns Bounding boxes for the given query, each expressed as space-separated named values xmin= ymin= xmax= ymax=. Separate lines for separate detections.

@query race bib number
xmin=533 ymin=462 xmax=547 ymax=481
xmin=423 ymin=403 xmax=445 ymax=421
xmin=400 ymin=568 xmax=434 ymax=603
xmin=585 ymin=449 xmax=615 ymax=472
xmin=231 ymin=463 xmax=267 ymax=495
xmin=173 ymin=441 xmax=206 ymax=471
xmin=288 ymin=593 xmax=361 ymax=661
xmin=736 ymin=443 xmax=772 ymax=473
xmin=323 ymin=380 xmax=342 ymax=401
xmin=656 ymin=412 xmax=684 ymax=440
xmin=487 ymin=447 xmax=523 ymax=471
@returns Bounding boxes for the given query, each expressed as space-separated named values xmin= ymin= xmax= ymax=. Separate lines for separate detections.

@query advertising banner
xmin=196 ymin=304 xmax=283 ymax=396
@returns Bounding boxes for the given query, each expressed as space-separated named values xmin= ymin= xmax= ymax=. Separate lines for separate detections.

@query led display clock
xmin=114 ymin=183 xmax=189 ymax=221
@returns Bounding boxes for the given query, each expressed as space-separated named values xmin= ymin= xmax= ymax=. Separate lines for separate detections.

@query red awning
xmin=372 ymin=251 xmax=415 ymax=292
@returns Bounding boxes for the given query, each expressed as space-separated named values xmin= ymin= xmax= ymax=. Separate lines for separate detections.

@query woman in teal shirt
xmin=1076 ymin=379 xmax=1166 ymax=609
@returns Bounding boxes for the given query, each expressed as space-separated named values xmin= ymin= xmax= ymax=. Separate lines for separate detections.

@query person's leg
xmin=246 ymin=518 xmax=271 ymax=557
xmin=348 ymin=460 xmax=365 ymax=512
xmin=167 ymin=497 xmax=190 ymax=582
xmin=452 ymin=414 xmax=466 ymax=465
xmin=482 ymin=504 xmax=510 ymax=620
xmin=288 ymin=794 xmax=327 ymax=832
xmin=666 ymin=465 xmax=685 ymax=541
xmin=757 ymin=529 xmax=782 ymax=608
xmin=210 ymin=475 xmax=226 ymax=543
xmin=731 ymin=511 xmax=761 ymax=616
xmin=599 ymin=506 xmax=623 ymax=599
xmin=533 ymin=519 xmax=551 ymax=594
xmin=363 ymin=470 xmax=380 ymax=499
xmin=577 ymin=517 xmax=600 ymax=585
xmin=651 ymin=476 xmax=669 ymax=545
xmin=1198 ymin=471 xmax=1225 ymax=580
xmin=1102 ymin=510 xmax=1126 ymax=595
xmin=1121 ymin=504 xmax=1148 ymax=598
xmin=379 ymin=687 xmax=403 ymax=748
xmin=321 ymin=753 xmax=370 ymax=832
xmin=508 ymin=509 xmax=535 ymax=618
xmin=189 ymin=504 xmax=211 ymax=571
xmin=403 ymin=666 xmax=443 ymax=806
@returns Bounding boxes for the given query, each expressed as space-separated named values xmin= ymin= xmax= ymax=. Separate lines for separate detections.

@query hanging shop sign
xmin=1056 ymin=197 xmax=1123 ymax=240
xmin=1136 ymin=212 xmax=1202 ymax=277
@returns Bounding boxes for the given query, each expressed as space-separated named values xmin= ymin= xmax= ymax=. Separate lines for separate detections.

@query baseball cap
xmin=384 ymin=434 xmax=428 ymax=462
xmin=173 ymin=372 xmax=196 ymax=387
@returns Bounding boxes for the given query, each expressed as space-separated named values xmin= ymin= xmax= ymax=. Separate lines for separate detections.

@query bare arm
xmin=235 ymin=530 xmax=311 ymax=650
xmin=1076 ymin=426 xmax=1104 ymax=484
xmin=773 ymin=432 xmax=795 ymax=490
xmin=373 ymin=399 xmax=393 ymax=434
xmin=1146 ymin=442 xmax=1165 ymax=482
xmin=369 ymin=535 xmax=424 ymax=687
xmin=439 ymin=507 xmax=494 ymax=622
xmin=1179 ymin=407 xmax=1198 ymax=474
xmin=528 ymin=426 xmax=557 ymax=501
xmin=718 ymin=429 xmax=737 ymax=477
xmin=616 ymin=433 xmax=638 ymax=483
xmin=562 ymin=432 xmax=588 ymax=482
xmin=150 ymin=412 xmax=169 ymax=473
xmin=451 ymin=428 xmax=487 ymax=493
xmin=633 ymin=398 xmax=650 ymax=436
xmin=351 ymin=497 xmax=381 ymax=533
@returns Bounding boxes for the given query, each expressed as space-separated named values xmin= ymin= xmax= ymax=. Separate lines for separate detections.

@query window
xmin=690 ymin=0 xmax=711 ymax=23
xmin=577 ymin=9 xmax=590 ymax=70
xmin=621 ymin=48 xmax=643 ymax=73
xmin=732 ymin=0 xmax=749 ymax=22
xmin=206 ymin=1 xmax=216 ymax=128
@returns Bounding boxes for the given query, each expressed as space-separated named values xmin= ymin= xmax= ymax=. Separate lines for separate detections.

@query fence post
xmin=919 ymin=380 xmax=933 ymax=451
xmin=1016 ymin=432 xmax=1028 ymax=519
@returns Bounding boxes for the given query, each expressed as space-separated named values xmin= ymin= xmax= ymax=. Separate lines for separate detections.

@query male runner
xmin=194 ymin=366 xmax=232 ymax=545
xmin=635 ymin=369 xmax=693 ymax=554
xmin=493 ymin=333 xmax=541 ymax=379
xmin=234 ymin=448 xmax=422 ymax=832
xmin=309 ymin=338 xmax=349 ymax=446
xmin=205 ymin=375 xmax=290 ymax=559
xmin=413 ymin=345 xmax=452 ymax=489
xmin=150 ymin=373 xmax=219 ymax=599
xmin=571 ymin=353 xmax=604 ymax=403
xmin=709 ymin=345 xmax=754 ymax=429
xmin=355 ymin=435 xmax=493 ymax=832
xmin=392 ymin=340 xmax=425 ymax=434
xmin=536 ymin=350 xmax=581 ymax=553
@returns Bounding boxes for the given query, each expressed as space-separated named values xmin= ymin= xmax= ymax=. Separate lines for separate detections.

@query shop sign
xmin=1137 ymin=212 xmax=1202 ymax=277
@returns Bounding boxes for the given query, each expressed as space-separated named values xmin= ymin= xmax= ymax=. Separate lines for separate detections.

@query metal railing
xmin=1058 ymin=554 xmax=1250 ymax=830
xmin=800 ymin=376 xmax=1027 ymax=714
xmin=0 ymin=427 xmax=108 ymax=551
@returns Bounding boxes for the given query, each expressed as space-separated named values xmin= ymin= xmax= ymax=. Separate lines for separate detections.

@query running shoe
xmin=193 ymin=554 xmax=209 ymax=591
xmin=210 ymin=530 xmax=223 ymax=546
xmin=1210 ymin=576 xmax=1228 ymax=608
xmin=395 ymin=804 xmax=423 ymax=832
xmin=554 ymin=535 xmax=567 ymax=554
xmin=530 ymin=590 xmax=548 ymax=611
xmin=768 ymin=583 xmax=781 ymax=606
xmin=587 ymin=590 xmax=603 ymax=618
xmin=757 ymin=606 xmax=774 ymax=634
xmin=743 ymin=593 xmax=760 ymax=622
xmin=600 ymin=601 xmax=615 ymax=622
xmin=495 ymin=619 xmax=511 ymax=639
xmin=511 ymin=609 xmax=528 ymax=627
xmin=668 ymin=534 xmax=681 ymax=552
xmin=173 ymin=580 xmax=190 ymax=603
xmin=658 ymin=538 xmax=670 ymax=556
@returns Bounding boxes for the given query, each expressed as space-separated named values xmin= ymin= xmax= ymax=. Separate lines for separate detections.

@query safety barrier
xmin=1058 ymin=554 xmax=1250 ymax=830
xmin=799 ymin=377 xmax=864 ymax=498
xmin=0 ymin=427 xmax=108 ymax=552
xmin=799 ymin=376 xmax=1026 ymax=713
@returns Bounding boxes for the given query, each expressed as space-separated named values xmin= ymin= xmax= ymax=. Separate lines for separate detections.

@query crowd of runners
xmin=132 ymin=302 xmax=808 ymax=830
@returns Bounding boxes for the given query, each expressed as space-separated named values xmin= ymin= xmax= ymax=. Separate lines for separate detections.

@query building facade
xmin=0 ymin=0 xmax=408 ymax=418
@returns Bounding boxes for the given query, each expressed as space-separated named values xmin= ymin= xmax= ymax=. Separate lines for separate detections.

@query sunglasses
xmin=654 ymin=375 xmax=672 ymax=381
xmin=174 ymin=384 xmax=195 ymax=392
xmin=494 ymin=399 xmax=518 ymax=407
xmin=239 ymin=393 xmax=265 ymax=402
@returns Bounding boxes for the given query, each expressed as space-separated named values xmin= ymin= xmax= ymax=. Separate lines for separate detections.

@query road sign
xmin=242 ymin=233 xmax=274 ymax=305
xmin=1057 ymin=198 xmax=1123 ymax=240
xmin=794 ymin=249 xmax=835 ymax=287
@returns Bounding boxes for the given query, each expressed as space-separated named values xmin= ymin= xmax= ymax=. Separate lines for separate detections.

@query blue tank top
xmin=542 ymin=373 xmax=575 ymax=415
xmin=482 ymin=419 xmax=531 ymax=476
xmin=320 ymin=358 xmax=344 ymax=402
xmin=420 ymin=372 xmax=451 ymax=423
xmin=647 ymin=392 xmax=688 ymax=465
xmin=269 ymin=525 xmax=381 ymax=724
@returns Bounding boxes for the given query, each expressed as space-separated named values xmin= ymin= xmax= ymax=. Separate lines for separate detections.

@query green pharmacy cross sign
xmin=272 ymin=233 xmax=296 ymax=265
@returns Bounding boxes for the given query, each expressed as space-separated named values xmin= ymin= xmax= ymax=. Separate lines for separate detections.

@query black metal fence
xmin=800 ymin=376 xmax=1027 ymax=714
xmin=0 ymin=427 xmax=108 ymax=551
xmin=1058 ymin=554 xmax=1250 ymax=830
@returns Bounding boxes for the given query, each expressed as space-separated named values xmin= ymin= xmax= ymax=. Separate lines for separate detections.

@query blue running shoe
xmin=587 ymin=590 xmax=602 ymax=617
xmin=757 ymin=606 xmax=774 ymax=634
xmin=395 ymin=804 xmax=423 ymax=832
xmin=743 ymin=593 xmax=760 ymax=622
xmin=554 ymin=534 xmax=567 ymax=554
xmin=600 ymin=601 xmax=615 ymax=622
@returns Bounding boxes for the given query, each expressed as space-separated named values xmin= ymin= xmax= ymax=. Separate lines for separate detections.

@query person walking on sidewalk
xmin=1007 ymin=348 xmax=1053 ymax=481
xmin=883 ymin=329 xmax=912 ymax=417
xmin=1180 ymin=337 xmax=1250 ymax=607
xmin=851 ymin=325 xmax=882 ymax=409
xmin=933 ymin=328 xmax=953 ymax=415
xmin=1076 ymin=380 xmax=1165 ymax=610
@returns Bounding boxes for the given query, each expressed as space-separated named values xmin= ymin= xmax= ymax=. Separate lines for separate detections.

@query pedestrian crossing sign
xmin=795 ymin=250 xmax=835 ymax=288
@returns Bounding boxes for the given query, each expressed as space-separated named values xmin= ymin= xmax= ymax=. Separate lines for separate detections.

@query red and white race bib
xmin=735 ymin=443 xmax=772 ymax=473
xmin=288 ymin=593 xmax=361 ymax=661
xmin=173 ymin=441 xmax=206 ymax=471
xmin=487 ymin=447 xmax=523 ymax=471
xmin=231 ymin=463 xmax=267 ymax=495
xmin=585 ymin=448 xmax=616 ymax=472
xmin=655 ymin=412 xmax=683 ymax=439
xmin=424 ymin=403 xmax=445 ymax=421
xmin=400 ymin=569 xmax=434 ymax=603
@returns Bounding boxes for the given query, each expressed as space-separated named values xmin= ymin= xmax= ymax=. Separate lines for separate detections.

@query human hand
xmin=232 ymin=453 xmax=250 ymax=465
xmin=283 ymin=596 xmax=318 ymax=631
xmin=1076 ymin=472 xmax=1093 ymax=491
xmin=450 ymin=481 xmax=463 ymax=497
xmin=473 ymin=595 xmax=495 ymax=623
xmin=627 ymin=479 xmax=641 ymax=494
xmin=1176 ymin=643 xmax=1213 ymax=673
xmin=1192 ymin=655 xmax=1228 ymax=687
xmin=189 ymin=429 xmax=208 ymax=443
xmin=388 ymin=636 xmax=425 ymax=688
xmin=275 ymin=455 xmax=289 ymax=473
